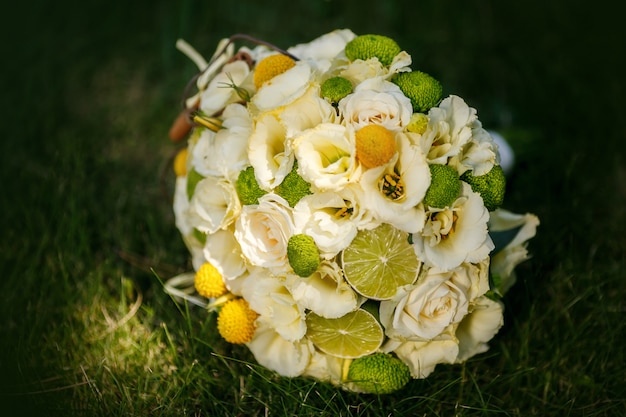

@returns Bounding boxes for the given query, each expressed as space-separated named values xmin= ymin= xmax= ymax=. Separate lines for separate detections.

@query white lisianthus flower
xmin=191 ymin=104 xmax=253 ymax=181
xmin=287 ymin=29 xmax=356 ymax=73
xmin=279 ymin=85 xmax=337 ymax=138
xmin=234 ymin=194 xmax=294 ymax=272
xmin=288 ymin=261 xmax=358 ymax=318
xmin=380 ymin=268 xmax=472 ymax=341
xmin=359 ymin=133 xmax=430 ymax=233
xmin=412 ymin=183 xmax=494 ymax=271
xmin=199 ymin=60 xmax=253 ymax=117
xmin=455 ymin=296 xmax=504 ymax=362
xmin=449 ymin=125 xmax=498 ymax=176
xmin=173 ymin=176 xmax=192 ymax=236
xmin=385 ymin=333 xmax=459 ymax=379
xmin=293 ymin=123 xmax=361 ymax=191
xmin=188 ymin=176 xmax=240 ymax=234
xmin=338 ymin=78 xmax=412 ymax=131
xmin=203 ymin=228 xmax=247 ymax=288
xmin=292 ymin=191 xmax=359 ymax=258
xmin=246 ymin=320 xmax=314 ymax=377
xmin=241 ymin=272 xmax=306 ymax=342
xmin=251 ymin=60 xmax=313 ymax=113
xmin=488 ymin=209 xmax=540 ymax=294
xmin=420 ymin=95 xmax=477 ymax=165
xmin=248 ymin=113 xmax=294 ymax=190
xmin=340 ymin=59 xmax=387 ymax=86
xmin=300 ymin=349 xmax=345 ymax=385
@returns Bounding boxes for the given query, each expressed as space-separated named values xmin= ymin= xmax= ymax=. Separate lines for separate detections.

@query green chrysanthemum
xmin=423 ymin=164 xmax=461 ymax=209
xmin=346 ymin=353 xmax=411 ymax=394
xmin=392 ymin=71 xmax=443 ymax=113
xmin=275 ymin=161 xmax=312 ymax=207
xmin=460 ymin=164 xmax=506 ymax=211
xmin=287 ymin=234 xmax=321 ymax=277
xmin=344 ymin=34 xmax=401 ymax=66
xmin=321 ymin=76 xmax=353 ymax=104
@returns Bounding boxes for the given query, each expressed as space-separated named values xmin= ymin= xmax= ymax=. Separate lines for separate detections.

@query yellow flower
xmin=355 ymin=124 xmax=396 ymax=168
xmin=173 ymin=148 xmax=188 ymax=177
xmin=194 ymin=262 xmax=227 ymax=298
xmin=217 ymin=298 xmax=259 ymax=344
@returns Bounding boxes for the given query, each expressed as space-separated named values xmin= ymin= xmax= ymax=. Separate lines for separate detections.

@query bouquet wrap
xmin=165 ymin=30 xmax=539 ymax=394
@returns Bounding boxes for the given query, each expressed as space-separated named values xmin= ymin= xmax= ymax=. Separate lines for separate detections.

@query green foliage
xmin=275 ymin=161 xmax=312 ymax=207
xmin=423 ymin=164 xmax=461 ymax=209
xmin=235 ymin=166 xmax=267 ymax=206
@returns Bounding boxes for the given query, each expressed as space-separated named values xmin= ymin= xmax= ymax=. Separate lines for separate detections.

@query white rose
xmin=293 ymin=123 xmax=361 ymax=191
xmin=455 ymin=296 xmax=504 ymax=362
xmin=246 ymin=320 xmax=313 ymax=377
xmin=241 ymin=272 xmax=306 ymax=342
xmin=287 ymin=261 xmax=358 ymax=318
xmin=234 ymin=194 xmax=294 ymax=271
xmin=248 ymin=113 xmax=294 ymax=191
xmin=359 ymin=132 xmax=429 ymax=233
xmin=338 ymin=78 xmax=412 ymax=131
xmin=379 ymin=270 xmax=471 ymax=341
xmin=385 ymin=334 xmax=459 ymax=379
xmin=187 ymin=176 xmax=240 ymax=234
xmin=412 ymin=182 xmax=494 ymax=271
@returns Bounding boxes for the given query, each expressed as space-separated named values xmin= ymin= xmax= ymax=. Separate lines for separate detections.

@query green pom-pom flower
xmin=346 ymin=353 xmax=411 ymax=394
xmin=275 ymin=161 xmax=312 ymax=207
xmin=344 ymin=34 xmax=401 ymax=66
xmin=235 ymin=166 xmax=267 ymax=206
xmin=460 ymin=164 xmax=506 ymax=211
xmin=423 ymin=164 xmax=461 ymax=209
xmin=392 ymin=71 xmax=443 ymax=112
xmin=287 ymin=234 xmax=321 ymax=277
xmin=321 ymin=76 xmax=353 ymax=104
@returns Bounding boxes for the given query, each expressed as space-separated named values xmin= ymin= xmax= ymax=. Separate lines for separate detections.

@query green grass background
xmin=1 ymin=0 xmax=625 ymax=415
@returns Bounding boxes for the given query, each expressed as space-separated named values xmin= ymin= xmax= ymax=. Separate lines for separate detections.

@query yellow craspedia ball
xmin=355 ymin=124 xmax=397 ymax=169
xmin=173 ymin=148 xmax=188 ymax=177
xmin=253 ymin=54 xmax=296 ymax=89
xmin=217 ymin=298 xmax=259 ymax=344
xmin=194 ymin=262 xmax=227 ymax=299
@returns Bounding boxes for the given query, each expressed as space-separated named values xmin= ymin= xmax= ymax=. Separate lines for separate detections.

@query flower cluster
xmin=167 ymin=30 xmax=539 ymax=394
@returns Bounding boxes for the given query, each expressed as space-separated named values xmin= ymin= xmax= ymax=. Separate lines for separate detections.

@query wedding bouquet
xmin=165 ymin=30 xmax=539 ymax=394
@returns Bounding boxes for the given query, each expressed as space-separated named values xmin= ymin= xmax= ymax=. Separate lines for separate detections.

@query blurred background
xmin=1 ymin=0 xmax=624 ymax=415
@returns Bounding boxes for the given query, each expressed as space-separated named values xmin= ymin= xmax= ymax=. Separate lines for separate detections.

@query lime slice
xmin=341 ymin=223 xmax=420 ymax=300
xmin=306 ymin=309 xmax=384 ymax=359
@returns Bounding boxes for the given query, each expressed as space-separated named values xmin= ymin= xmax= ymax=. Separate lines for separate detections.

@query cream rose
xmin=338 ymin=78 xmax=412 ymax=131
xmin=379 ymin=269 xmax=471 ymax=341
xmin=234 ymin=194 xmax=294 ymax=271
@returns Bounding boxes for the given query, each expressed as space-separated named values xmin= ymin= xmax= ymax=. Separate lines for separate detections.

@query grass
xmin=1 ymin=0 xmax=625 ymax=415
